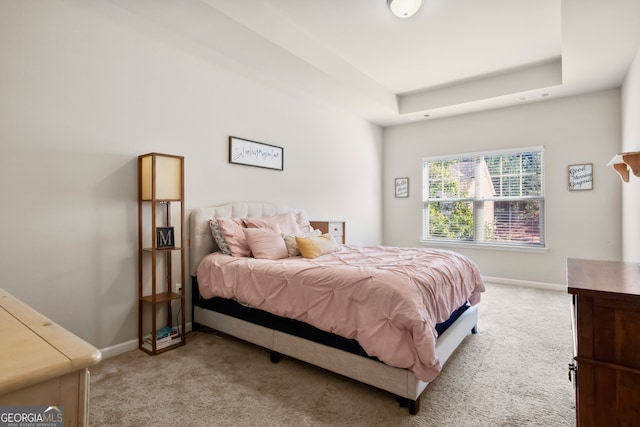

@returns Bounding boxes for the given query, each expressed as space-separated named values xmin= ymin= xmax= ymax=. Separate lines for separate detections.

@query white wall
xmin=0 ymin=1 xmax=382 ymax=349
xmin=383 ymin=90 xmax=622 ymax=285
xmin=621 ymin=46 xmax=640 ymax=262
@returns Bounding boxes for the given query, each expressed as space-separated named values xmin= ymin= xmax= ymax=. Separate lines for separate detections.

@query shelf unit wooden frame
xmin=138 ymin=152 xmax=186 ymax=355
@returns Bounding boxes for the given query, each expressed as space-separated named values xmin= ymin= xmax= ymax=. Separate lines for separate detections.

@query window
xmin=422 ymin=146 xmax=544 ymax=248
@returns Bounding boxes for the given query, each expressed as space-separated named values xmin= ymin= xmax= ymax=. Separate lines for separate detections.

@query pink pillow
xmin=243 ymin=228 xmax=288 ymax=260
xmin=296 ymin=212 xmax=312 ymax=234
xmin=215 ymin=217 xmax=250 ymax=257
xmin=243 ymin=212 xmax=302 ymax=235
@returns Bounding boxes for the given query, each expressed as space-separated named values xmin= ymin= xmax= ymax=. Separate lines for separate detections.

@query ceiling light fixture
xmin=387 ymin=0 xmax=423 ymax=18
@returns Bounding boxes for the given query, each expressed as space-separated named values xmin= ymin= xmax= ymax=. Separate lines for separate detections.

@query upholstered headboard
xmin=189 ymin=202 xmax=307 ymax=276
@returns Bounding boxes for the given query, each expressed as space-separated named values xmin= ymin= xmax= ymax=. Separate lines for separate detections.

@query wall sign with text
xmin=228 ymin=136 xmax=283 ymax=171
xmin=395 ymin=177 xmax=409 ymax=198
xmin=568 ymin=164 xmax=593 ymax=191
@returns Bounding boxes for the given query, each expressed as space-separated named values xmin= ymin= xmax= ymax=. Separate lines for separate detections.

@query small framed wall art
xmin=395 ymin=177 xmax=409 ymax=198
xmin=568 ymin=163 xmax=593 ymax=191
xmin=229 ymin=136 xmax=284 ymax=171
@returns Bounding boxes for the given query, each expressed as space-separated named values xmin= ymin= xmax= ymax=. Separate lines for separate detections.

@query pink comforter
xmin=197 ymin=245 xmax=485 ymax=382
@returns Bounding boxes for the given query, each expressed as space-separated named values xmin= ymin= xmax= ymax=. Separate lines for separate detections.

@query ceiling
xmin=111 ymin=0 xmax=640 ymax=126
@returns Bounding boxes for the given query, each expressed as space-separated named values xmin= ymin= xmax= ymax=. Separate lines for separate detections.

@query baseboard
xmin=99 ymin=322 xmax=193 ymax=360
xmin=100 ymin=338 xmax=138 ymax=359
xmin=482 ymin=276 xmax=566 ymax=292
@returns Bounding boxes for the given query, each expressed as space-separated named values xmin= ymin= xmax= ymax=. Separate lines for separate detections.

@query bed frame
xmin=189 ymin=202 xmax=479 ymax=414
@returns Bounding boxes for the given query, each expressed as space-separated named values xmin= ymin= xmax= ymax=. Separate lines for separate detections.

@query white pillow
xmin=282 ymin=229 xmax=321 ymax=257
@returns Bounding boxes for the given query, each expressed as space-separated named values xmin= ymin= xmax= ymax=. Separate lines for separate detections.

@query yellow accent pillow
xmin=295 ymin=233 xmax=339 ymax=259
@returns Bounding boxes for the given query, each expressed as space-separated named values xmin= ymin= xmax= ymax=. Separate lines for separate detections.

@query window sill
xmin=420 ymin=240 xmax=548 ymax=254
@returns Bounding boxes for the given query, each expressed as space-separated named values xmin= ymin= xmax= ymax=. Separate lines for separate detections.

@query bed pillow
xmin=243 ymin=212 xmax=302 ymax=235
xmin=282 ymin=229 xmax=321 ymax=256
xmin=296 ymin=212 xmax=312 ymax=234
xmin=215 ymin=217 xmax=251 ymax=257
xmin=295 ymin=233 xmax=339 ymax=259
xmin=208 ymin=219 xmax=232 ymax=255
xmin=243 ymin=227 xmax=289 ymax=260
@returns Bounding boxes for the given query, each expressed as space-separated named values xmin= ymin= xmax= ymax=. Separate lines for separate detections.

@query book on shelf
xmin=143 ymin=327 xmax=181 ymax=350
xmin=154 ymin=326 xmax=176 ymax=340
xmin=143 ymin=337 xmax=180 ymax=350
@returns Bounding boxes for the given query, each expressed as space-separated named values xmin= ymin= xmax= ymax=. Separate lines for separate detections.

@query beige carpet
xmin=89 ymin=283 xmax=576 ymax=426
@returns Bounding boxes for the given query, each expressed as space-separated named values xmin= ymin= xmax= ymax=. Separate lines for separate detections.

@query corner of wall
xmin=621 ymin=46 xmax=640 ymax=262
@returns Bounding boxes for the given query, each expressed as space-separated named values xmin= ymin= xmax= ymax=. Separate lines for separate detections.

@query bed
xmin=190 ymin=202 xmax=485 ymax=414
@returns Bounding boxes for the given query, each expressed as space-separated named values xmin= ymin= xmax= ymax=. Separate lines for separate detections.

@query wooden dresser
xmin=0 ymin=289 xmax=102 ymax=426
xmin=567 ymin=258 xmax=640 ymax=426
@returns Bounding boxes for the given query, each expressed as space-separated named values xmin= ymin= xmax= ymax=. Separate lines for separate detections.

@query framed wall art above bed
xmin=228 ymin=136 xmax=284 ymax=171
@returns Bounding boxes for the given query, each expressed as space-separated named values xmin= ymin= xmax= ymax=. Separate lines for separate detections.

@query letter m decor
xmin=156 ymin=227 xmax=175 ymax=249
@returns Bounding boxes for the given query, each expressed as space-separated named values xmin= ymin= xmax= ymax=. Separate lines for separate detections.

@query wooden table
xmin=0 ymin=288 xmax=102 ymax=426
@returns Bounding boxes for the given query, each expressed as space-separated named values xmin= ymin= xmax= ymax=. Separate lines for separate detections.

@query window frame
xmin=421 ymin=146 xmax=546 ymax=251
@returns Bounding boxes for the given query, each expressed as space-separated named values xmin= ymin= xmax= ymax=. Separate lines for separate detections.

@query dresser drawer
xmin=327 ymin=222 xmax=344 ymax=238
